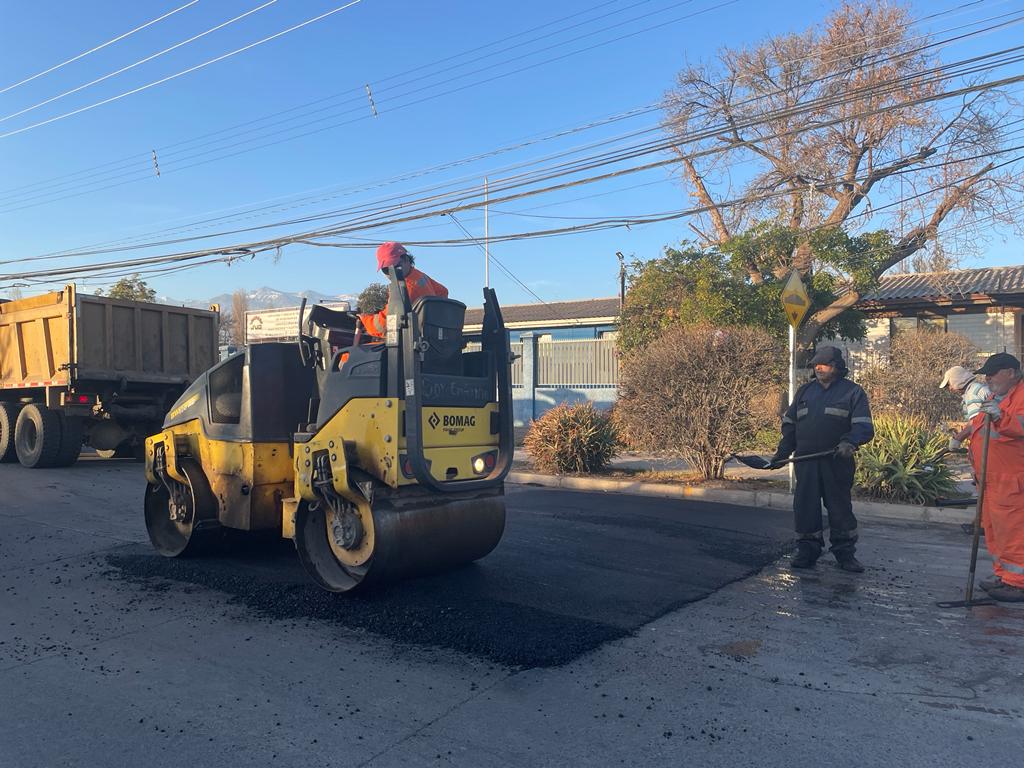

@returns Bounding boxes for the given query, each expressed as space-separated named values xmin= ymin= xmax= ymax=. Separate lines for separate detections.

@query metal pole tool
xmin=936 ymin=415 xmax=996 ymax=609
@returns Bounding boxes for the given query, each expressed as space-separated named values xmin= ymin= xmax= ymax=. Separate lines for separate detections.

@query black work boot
xmin=835 ymin=553 xmax=865 ymax=573
xmin=986 ymin=583 xmax=1024 ymax=602
xmin=790 ymin=542 xmax=821 ymax=570
xmin=980 ymin=575 xmax=1004 ymax=592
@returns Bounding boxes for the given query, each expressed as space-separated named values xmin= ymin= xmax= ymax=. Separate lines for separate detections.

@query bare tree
xmin=231 ymin=290 xmax=249 ymax=347
xmin=663 ymin=0 xmax=1021 ymax=352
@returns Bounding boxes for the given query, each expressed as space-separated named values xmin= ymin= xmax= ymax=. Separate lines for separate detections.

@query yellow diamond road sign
xmin=781 ymin=270 xmax=811 ymax=329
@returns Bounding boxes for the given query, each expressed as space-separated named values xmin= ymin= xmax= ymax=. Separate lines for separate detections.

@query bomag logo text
xmin=442 ymin=415 xmax=475 ymax=428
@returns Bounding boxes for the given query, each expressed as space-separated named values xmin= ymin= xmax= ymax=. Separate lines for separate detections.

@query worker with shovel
xmin=769 ymin=346 xmax=874 ymax=572
xmin=969 ymin=353 xmax=1024 ymax=603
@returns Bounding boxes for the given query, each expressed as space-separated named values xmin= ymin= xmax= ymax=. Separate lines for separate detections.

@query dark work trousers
xmin=793 ymin=456 xmax=858 ymax=556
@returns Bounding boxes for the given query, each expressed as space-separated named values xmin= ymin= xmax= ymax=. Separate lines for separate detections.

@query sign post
xmin=781 ymin=271 xmax=812 ymax=493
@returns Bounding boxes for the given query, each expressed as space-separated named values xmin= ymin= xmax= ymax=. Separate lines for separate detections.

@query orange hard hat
xmin=376 ymin=241 xmax=409 ymax=271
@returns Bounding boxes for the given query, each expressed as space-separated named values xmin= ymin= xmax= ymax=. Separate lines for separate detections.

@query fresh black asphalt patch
xmin=104 ymin=488 xmax=793 ymax=668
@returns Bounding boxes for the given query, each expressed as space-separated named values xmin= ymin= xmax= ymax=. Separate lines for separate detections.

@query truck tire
xmin=0 ymin=403 xmax=20 ymax=463
xmin=54 ymin=414 xmax=85 ymax=467
xmin=15 ymin=404 xmax=64 ymax=468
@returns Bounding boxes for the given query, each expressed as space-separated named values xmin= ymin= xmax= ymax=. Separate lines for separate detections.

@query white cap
xmin=939 ymin=365 xmax=974 ymax=391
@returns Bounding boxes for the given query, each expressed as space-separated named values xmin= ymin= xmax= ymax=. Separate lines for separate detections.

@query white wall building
xmin=838 ymin=265 xmax=1024 ymax=374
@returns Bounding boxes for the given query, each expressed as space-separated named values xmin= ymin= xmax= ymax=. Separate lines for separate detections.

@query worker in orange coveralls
xmin=358 ymin=242 xmax=448 ymax=339
xmin=968 ymin=353 xmax=1024 ymax=602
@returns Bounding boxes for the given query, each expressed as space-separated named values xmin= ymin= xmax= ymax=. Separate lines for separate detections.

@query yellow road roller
xmin=143 ymin=266 xmax=513 ymax=591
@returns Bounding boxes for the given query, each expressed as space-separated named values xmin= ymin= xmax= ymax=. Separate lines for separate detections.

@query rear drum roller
xmin=294 ymin=493 xmax=506 ymax=593
xmin=0 ymin=403 xmax=20 ymax=463
xmin=145 ymin=459 xmax=221 ymax=557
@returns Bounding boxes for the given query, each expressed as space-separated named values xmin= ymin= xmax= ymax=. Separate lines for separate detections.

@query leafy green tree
xmin=620 ymin=224 xmax=889 ymax=353
xmin=357 ymin=282 xmax=389 ymax=314
xmin=102 ymin=275 xmax=156 ymax=302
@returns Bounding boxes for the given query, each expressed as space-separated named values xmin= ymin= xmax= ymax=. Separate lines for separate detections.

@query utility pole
xmin=781 ymin=271 xmax=811 ymax=493
xmin=484 ymin=177 xmax=490 ymax=288
xmin=615 ymin=251 xmax=626 ymax=310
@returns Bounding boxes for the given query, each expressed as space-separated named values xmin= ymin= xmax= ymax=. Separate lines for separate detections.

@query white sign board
xmin=245 ymin=301 xmax=351 ymax=343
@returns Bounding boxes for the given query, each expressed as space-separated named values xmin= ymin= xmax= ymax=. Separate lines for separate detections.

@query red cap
xmin=376 ymin=241 xmax=408 ymax=271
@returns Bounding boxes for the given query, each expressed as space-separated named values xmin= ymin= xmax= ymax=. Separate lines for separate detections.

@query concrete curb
xmin=507 ymin=471 xmax=973 ymax=525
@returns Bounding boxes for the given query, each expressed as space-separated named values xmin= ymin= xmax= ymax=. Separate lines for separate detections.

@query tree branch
xmin=678 ymin=154 xmax=732 ymax=244
xmin=798 ymin=161 xmax=996 ymax=346
xmin=882 ymin=161 xmax=995 ymax=271
xmin=824 ymin=146 xmax=937 ymax=225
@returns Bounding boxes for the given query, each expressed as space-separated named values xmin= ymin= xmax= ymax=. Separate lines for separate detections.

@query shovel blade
xmin=935 ymin=598 xmax=996 ymax=608
xmin=730 ymin=454 xmax=771 ymax=470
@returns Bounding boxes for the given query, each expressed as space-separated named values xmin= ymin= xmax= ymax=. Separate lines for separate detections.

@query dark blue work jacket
xmin=777 ymin=375 xmax=874 ymax=456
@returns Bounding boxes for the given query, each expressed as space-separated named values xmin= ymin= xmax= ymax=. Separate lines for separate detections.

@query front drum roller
xmin=294 ymin=493 xmax=506 ymax=593
xmin=144 ymin=459 xmax=221 ymax=557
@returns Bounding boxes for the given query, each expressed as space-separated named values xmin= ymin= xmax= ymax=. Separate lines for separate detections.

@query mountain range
xmin=161 ymin=286 xmax=359 ymax=312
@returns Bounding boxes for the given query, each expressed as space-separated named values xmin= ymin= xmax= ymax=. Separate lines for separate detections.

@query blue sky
xmin=1 ymin=0 xmax=1021 ymax=306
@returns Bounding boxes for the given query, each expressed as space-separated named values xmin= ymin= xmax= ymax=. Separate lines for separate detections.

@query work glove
xmin=766 ymin=454 xmax=787 ymax=470
xmin=835 ymin=441 xmax=856 ymax=459
xmin=948 ymin=436 xmax=963 ymax=451
xmin=980 ymin=401 xmax=1002 ymax=420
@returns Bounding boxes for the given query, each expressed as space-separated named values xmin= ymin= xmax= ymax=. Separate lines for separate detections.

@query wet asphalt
xmin=1 ymin=457 xmax=790 ymax=670
xmin=2 ymin=457 xmax=1022 ymax=767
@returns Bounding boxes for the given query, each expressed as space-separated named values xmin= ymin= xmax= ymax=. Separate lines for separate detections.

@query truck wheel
xmin=15 ymin=404 xmax=64 ymax=468
xmin=0 ymin=403 xmax=20 ymax=463
xmin=54 ymin=415 xmax=85 ymax=467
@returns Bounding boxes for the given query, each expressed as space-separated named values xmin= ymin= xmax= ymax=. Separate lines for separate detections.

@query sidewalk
xmin=509 ymin=451 xmax=977 ymax=525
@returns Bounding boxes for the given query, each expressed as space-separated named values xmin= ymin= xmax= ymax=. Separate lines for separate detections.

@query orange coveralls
xmin=358 ymin=267 xmax=448 ymax=338
xmin=969 ymin=380 xmax=1024 ymax=588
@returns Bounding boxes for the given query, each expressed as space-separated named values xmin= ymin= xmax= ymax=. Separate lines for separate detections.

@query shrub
xmin=854 ymin=412 xmax=959 ymax=505
xmin=523 ymin=403 xmax=619 ymax=474
xmin=859 ymin=329 xmax=979 ymax=427
xmin=616 ymin=324 xmax=784 ymax=479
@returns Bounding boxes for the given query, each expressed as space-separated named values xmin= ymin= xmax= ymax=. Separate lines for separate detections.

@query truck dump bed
xmin=0 ymin=285 xmax=217 ymax=390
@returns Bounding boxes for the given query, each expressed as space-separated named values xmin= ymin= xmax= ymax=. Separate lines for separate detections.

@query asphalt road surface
xmin=1 ymin=457 xmax=1022 ymax=767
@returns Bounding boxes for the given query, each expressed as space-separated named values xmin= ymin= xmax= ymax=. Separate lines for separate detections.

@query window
xmin=889 ymin=316 xmax=947 ymax=336
xmin=919 ymin=316 xmax=946 ymax=333
xmin=208 ymin=354 xmax=244 ymax=425
xmin=889 ymin=317 xmax=917 ymax=337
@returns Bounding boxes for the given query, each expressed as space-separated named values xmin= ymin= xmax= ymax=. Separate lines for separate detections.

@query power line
xmin=0 ymin=0 xmax=1004 ymax=212
xmin=0 ymin=0 xmax=201 ymax=96
xmin=10 ymin=149 xmax=1023 ymax=291
xmin=5 ymin=8 xmax=1022 ymax=287
xmin=0 ymin=1 xmax=279 ymax=125
xmin=12 ymin=5 xmax=1019 ymax=256
xmin=0 ymin=0 xmax=720 ymax=205
xmin=0 ymin=0 xmax=365 ymax=141
xmin=8 ymin=114 xmax=1020 ymax=287
xmin=14 ymin=50 xmax=1024 ymax=270
xmin=0 ymin=0 xmax=681 ymax=196
xmin=446 ymin=211 xmax=548 ymax=305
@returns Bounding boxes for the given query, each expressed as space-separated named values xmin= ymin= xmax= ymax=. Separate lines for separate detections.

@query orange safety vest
xmin=968 ymin=379 xmax=1024 ymax=587
xmin=358 ymin=267 xmax=448 ymax=338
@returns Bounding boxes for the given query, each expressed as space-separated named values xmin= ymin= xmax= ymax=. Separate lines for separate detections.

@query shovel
xmin=728 ymin=448 xmax=837 ymax=470
xmin=936 ymin=414 xmax=996 ymax=609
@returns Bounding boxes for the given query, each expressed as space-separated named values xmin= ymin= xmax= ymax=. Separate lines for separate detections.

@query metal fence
xmin=536 ymin=338 xmax=618 ymax=388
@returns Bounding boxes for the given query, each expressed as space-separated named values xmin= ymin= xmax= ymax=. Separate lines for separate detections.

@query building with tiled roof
xmin=861 ymin=265 xmax=1024 ymax=308
xmin=834 ymin=265 xmax=1024 ymax=371
xmin=464 ymin=297 xmax=620 ymax=341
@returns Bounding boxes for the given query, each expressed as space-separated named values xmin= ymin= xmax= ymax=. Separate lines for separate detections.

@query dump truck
xmin=0 ymin=285 xmax=219 ymax=467
xmin=144 ymin=265 xmax=513 ymax=591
